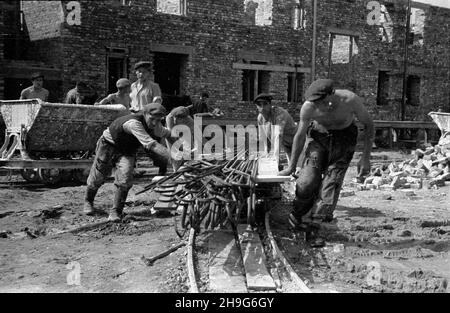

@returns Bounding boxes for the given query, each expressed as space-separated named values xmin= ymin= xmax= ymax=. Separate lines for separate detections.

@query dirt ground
xmin=0 ymin=150 xmax=449 ymax=293
xmin=270 ymin=151 xmax=450 ymax=293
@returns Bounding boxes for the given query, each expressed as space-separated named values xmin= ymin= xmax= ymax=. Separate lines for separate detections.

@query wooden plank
xmin=153 ymin=200 xmax=177 ymax=210
xmin=237 ymin=224 xmax=277 ymax=291
xmin=257 ymin=158 xmax=278 ymax=176
xmin=232 ymin=63 xmax=311 ymax=73
xmin=208 ymin=230 xmax=247 ymax=293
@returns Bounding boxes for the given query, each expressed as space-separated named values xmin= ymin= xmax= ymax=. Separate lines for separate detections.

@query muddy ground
xmin=269 ymin=152 xmax=450 ymax=293
xmin=0 ymin=151 xmax=449 ymax=293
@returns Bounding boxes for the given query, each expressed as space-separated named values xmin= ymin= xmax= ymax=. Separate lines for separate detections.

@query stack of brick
xmin=358 ymin=144 xmax=450 ymax=191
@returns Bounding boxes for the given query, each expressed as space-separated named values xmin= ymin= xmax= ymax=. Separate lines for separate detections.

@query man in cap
xmin=96 ymin=78 xmax=132 ymax=110
xmin=279 ymin=79 xmax=374 ymax=247
xmin=255 ymin=93 xmax=298 ymax=161
xmin=65 ymin=81 xmax=98 ymax=105
xmin=187 ymin=91 xmax=223 ymax=118
xmin=129 ymin=61 xmax=162 ymax=113
xmin=20 ymin=73 xmax=49 ymax=101
xmin=82 ymin=102 xmax=173 ymax=222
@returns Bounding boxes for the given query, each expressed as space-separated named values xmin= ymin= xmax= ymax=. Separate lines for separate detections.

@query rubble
xmin=356 ymin=143 xmax=450 ymax=191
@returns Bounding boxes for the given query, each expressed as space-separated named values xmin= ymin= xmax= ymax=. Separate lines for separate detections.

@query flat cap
xmin=305 ymin=79 xmax=335 ymax=101
xmin=116 ymin=78 xmax=131 ymax=88
xmin=31 ymin=72 xmax=44 ymax=80
xmin=134 ymin=61 xmax=152 ymax=71
xmin=143 ymin=102 xmax=167 ymax=117
xmin=254 ymin=93 xmax=273 ymax=104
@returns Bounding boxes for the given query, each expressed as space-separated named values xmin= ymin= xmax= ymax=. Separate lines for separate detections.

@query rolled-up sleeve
xmin=122 ymin=119 xmax=157 ymax=150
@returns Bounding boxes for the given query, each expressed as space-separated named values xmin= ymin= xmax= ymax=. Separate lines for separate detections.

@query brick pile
xmin=358 ymin=141 xmax=450 ymax=191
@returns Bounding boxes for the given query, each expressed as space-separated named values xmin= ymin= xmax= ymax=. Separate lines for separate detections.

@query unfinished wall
xmin=55 ymin=0 xmax=311 ymax=118
xmin=4 ymin=0 xmax=448 ymax=120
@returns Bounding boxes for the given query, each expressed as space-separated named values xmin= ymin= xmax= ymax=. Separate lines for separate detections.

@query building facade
xmin=0 ymin=0 xmax=449 ymax=121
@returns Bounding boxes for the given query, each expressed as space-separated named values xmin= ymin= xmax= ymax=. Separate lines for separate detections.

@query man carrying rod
xmin=82 ymin=102 xmax=173 ymax=222
xmin=279 ymin=79 xmax=374 ymax=247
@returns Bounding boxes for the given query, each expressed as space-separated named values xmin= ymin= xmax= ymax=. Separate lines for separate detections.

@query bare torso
xmin=307 ymin=89 xmax=358 ymax=131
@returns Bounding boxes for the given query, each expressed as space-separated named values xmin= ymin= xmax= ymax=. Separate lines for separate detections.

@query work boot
xmin=107 ymin=186 xmax=129 ymax=222
xmin=288 ymin=213 xmax=309 ymax=232
xmin=83 ymin=187 xmax=98 ymax=215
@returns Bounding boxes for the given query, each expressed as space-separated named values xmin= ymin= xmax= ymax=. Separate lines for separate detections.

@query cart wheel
xmin=21 ymin=169 xmax=39 ymax=182
xmin=72 ymin=168 xmax=89 ymax=184
xmin=38 ymin=168 xmax=62 ymax=185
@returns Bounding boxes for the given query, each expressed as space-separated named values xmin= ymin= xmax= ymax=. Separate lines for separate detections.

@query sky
xmin=414 ymin=0 xmax=450 ymax=9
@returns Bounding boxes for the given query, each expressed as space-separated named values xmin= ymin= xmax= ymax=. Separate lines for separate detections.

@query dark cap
xmin=254 ymin=93 xmax=273 ymax=104
xmin=31 ymin=72 xmax=44 ymax=80
xmin=134 ymin=61 xmax=152 ymax=71
xmin=200 ymin=91 xmax=209 ymax=98
xmin=143 ymin=102 xmax=167 ymax=117
xmin=116 ymin=78 xmax=131 ymax=88
xmin=305 ymin=79 xmax=335 ymax=102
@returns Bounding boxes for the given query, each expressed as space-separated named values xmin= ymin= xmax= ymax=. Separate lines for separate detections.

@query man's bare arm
xmin=278 ymin=103 xmax=314 ymax=175
xmin=353 ymin=96 xmax=374 ymax=176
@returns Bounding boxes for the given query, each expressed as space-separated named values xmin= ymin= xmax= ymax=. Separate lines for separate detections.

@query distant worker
xmin=255 ymin=93 xmax=298 ymax=160
xmin=96 ymin=78 xmax=132 ymax=110
xmin=129 ymin=61 xmax=162 ymax=113
xmin=187 ymin=91 xmax=223 ymax=117
xmin=83 ymin=103 xmax=173 ymax=222
xmin=279 ymin=79 xmax=374 ymax=247
xmin=20 ymin=72 xmax=49 ymax=101
xmin=65 ymin=82 xmax=98 ymax=105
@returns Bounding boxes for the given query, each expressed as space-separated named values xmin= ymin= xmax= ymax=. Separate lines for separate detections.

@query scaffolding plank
xmin=208 ymin=230 xmax=247 ymax=293
xmin=237 ymin=224 xmax=276 ymax=291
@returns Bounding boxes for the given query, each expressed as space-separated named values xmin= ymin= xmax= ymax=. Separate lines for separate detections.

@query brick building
xmin=0 ymin=0 xmax=449 ymax=121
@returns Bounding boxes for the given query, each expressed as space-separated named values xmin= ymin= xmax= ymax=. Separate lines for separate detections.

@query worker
xmin=279 ymin=79 xmax=374 ymax=247
xmin=96 ymin=78 xmax=132 ymax=110
xmin=20 ymin=72 xmax=49 ymax=101
xmin=166 ymin=106 xmax=194 ymax=132
xmin=187 ymin=91 xmax=223 ymax=117
xmin=255 ymin=93 xmax=298 ymax=161
xmin=129 ymin=61 xmax=162 ymax=113
xmin=82 ymin=102 xmax=173 ymax=222
xmin=65 ymin=81 xmax=98 ymax=105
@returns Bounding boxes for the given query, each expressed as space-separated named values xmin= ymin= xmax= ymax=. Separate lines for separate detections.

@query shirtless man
xmin=279 ymin=79 xmax=374 ymax=247
xmin=96 ymin=78 xmax=131 ymax=110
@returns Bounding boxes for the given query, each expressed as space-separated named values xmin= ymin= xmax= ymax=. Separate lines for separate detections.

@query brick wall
xmin=56 ymin=0 xmax=311 ymax=118
xmin=6 ymin=0 xmax=449 ymax=121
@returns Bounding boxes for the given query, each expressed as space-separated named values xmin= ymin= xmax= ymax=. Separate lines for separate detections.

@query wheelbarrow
xmin=0 ymin=99 xmax=127 ymax=184
xmin=428 ymin=111 xmax=450 ymax=147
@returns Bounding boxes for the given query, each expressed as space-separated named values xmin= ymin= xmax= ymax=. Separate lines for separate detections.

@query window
xmin=157 ymin=0 xmax=187 ymax=16
xmin=406 ymin=75 xmax=420 ymax=106
xmin=330 ymin=34 xmax=359 ymax=65
xmin=293 ymin=0 xmax=306 ymax=30
xmin=410 ymin=7 xmax=425 ymax=46
xmin=287 ymin=72 xmax=303 ymax=102
xmin=242 ymin=62 xmax=270 ymax=101
xmin=244 ymin=0 xmax=272 ymax=26
xmin=106 ymin=48 xmax=128 ymax=94
xmin=377 ymin=71 xmax=389 ymax=106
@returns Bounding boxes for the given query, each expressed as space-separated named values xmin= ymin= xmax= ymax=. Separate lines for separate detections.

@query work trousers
xmin=86 ymin=136 xmax=135 ymax=191
xmin=293 ymin=123 xmax=358 ymax=220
